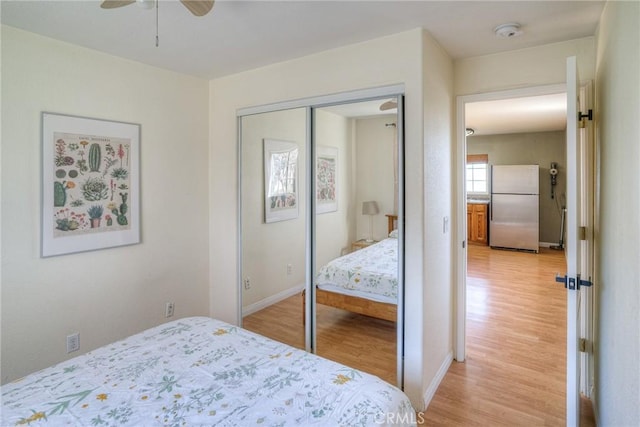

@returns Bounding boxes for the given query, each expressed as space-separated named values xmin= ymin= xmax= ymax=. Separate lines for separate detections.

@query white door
xmin=563 ymin=55 xmax=582 ymax=427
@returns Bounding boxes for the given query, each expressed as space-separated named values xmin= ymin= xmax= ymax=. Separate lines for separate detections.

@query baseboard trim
xmin=242 ymin=285 xmax=304 ymax=317
xmin=422 ymin=351 xmax=453 ymax=410
xmin=539 ymin=241 xmax=562 ymax=248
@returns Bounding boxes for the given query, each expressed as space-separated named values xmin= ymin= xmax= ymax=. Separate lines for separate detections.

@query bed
xmin=1 ymin=317 xmax=415 ymax=426
xmin=313 ymin=214 xmax=399 ymax=322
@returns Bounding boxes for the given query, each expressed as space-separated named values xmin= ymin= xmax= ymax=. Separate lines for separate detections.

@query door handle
xmin=556 ymin=273 xmax=593 ymax=290
xmin=555 ymin=273 xmax=575 ymax=289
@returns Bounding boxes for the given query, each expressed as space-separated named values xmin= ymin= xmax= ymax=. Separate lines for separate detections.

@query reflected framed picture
xmin=316 ymin=145 xmax=338 ymax=214
xmin=263 ymin=138 xmax=299 ymax=223
xmin=41 ymin=112 xmax=140 ymax=257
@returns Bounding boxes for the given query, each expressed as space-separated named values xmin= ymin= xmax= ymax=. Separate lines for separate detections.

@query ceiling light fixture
xmin=494 ymin=23 xmax=523 ymax=38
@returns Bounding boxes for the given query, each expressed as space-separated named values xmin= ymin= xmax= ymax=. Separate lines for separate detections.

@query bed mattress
xmin=2 ymin=317 xmax=414 ymax=426
xmin=316 ymin=237 xmax=398 ymax=304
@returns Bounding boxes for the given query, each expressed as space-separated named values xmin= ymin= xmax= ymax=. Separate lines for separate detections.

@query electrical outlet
xmin=66 ymin=333 xmax=80 ymax=353
xmin=287 ymin=264 xmax=292 ymax=275
xmin=243 ymin=278 xmax=251 ymax=290
xmin=165 ymin=302 xmax=175 ymax=318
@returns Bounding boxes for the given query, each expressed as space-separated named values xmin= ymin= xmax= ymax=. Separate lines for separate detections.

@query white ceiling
xmin=466 ymin=93 xmax=568 ymax=136
xmin=1 ymin=0 xmax=602 ymax=135
xmin=2 ymin=1 xmax=604 ymax=80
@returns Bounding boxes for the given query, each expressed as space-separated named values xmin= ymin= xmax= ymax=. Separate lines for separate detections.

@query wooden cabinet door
xmin=467 ymin=203 xmax=488 ymax=245
xmin=467 ymin=204 xmax=473 ymax=242
xmin=473 ymin=204 xmax=488 ymax=244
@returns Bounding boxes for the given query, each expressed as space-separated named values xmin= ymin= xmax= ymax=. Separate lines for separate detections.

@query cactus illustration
xmin=82 ymin=177 xmax=108 ymax=201
xmin=111 ymin=192 xmax=129 ymax=226
xmin=87 ymin=205 xmax=104 ymax=228
xmin=54 ymin=181 xmax=67 ymax=207
xmin=88 ymin=143 xmax=101 ymax=172
xmin=87 ymin=205 xmax=104 ymax=220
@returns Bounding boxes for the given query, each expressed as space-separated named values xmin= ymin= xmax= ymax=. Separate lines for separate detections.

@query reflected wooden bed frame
xmin=305 ymin=214 xmax=398 ymax=323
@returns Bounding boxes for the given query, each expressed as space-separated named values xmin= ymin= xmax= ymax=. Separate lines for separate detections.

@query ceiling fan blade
xmin=379 ymin=100 xmax=398 ymax=111
xmin=100 ymin=0 xmax=135 ymax=9
xmin=180 ymin=0 xmax=215 ymax=16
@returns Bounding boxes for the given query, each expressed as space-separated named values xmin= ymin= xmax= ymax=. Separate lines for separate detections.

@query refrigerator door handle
xmin=490 ymin=196 xmax=493 ymax=221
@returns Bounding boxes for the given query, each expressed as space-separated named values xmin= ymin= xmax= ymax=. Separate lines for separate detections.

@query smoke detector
xmin=494 ymin=23 xmax=523 ymax=38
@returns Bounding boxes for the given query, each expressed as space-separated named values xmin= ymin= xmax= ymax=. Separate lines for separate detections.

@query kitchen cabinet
xmin=467 ymin=203 xmax=488 ymax=245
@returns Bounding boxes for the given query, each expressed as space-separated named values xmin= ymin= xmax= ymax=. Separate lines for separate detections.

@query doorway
xmin=455 ymin=81 xmax=596 ymax=425
xmin=455 ymin=83 xmax=567 ymax=361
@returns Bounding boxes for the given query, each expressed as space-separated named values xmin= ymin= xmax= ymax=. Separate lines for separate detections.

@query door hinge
xmin=579 ymin=109 xmax=593 ymax=121
xmin=579 ymin=338 xmax=587 ymax=353
xmin=579 ymin=109 xmax=593 ymax=128
xmin=462 ymin=240 xmax=466 ymax=249
xmin=579 ymin=226 xmax=587 ymax=240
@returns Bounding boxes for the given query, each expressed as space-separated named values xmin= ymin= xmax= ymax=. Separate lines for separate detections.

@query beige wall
xmin=1 ymin=27 xmax=210 ymax=383
xmin=239 ymin=108 xmax=308 ymax=308
xmin=355 ymin=115 xmax=397 ymax=241
xmin=209 ymin=28 xmax=454 ymax=408
xmin=240 ymin=108 xmax=354 ymax=310
xmin=467 ymin=131 xmax=567 ymax=243
xmin=594 ymin=1 xmax=640 ymax=424
xmin=315 ymin=110 xmax=356 ymax=266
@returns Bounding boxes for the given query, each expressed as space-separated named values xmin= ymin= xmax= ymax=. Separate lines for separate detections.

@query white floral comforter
xmin=316 ymin=238 xmax=398 ymax=304
xmin=2 ymin=317 xmax=415 ymax=426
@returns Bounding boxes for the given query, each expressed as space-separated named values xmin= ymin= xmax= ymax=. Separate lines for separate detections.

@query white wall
xmin=355 ymin=115 xmax=397 ymax=241
xmin=455 ymin=37 xmax=596 ymax=95
xmin=209 ymin=29 xmax=454 ymax=409
xmin=1 ymin=26 xmax=210 ymax=383
xmin=594 ymin=1 xmax=640 ymax=424
xmin=421 ymin=30 xmax=455 ymax=400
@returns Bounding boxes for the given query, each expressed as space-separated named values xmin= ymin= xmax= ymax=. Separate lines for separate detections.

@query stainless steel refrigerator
xmin=490 ymin=165 xmax=539 ymax=252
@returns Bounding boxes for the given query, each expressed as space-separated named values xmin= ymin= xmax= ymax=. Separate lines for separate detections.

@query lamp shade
xmin=362 ymin=201 xmax=379 ymax=215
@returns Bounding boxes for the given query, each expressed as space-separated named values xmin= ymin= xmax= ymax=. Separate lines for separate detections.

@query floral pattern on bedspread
xmin=316 ymin=237 xmax=398 ymax=300
xmin=2 ymin=317 xmax=414 ymax=426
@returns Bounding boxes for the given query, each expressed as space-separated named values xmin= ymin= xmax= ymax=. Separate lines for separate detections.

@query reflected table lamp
xmin=362 ymin=201 xmax=379 ymax=242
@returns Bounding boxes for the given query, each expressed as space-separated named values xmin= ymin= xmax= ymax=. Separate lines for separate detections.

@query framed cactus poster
xmin=41 ymin=112 xmax=140 ymax=257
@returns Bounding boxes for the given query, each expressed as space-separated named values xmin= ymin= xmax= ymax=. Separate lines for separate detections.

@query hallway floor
xmin=421 ymin=245 xmax=595 ymax=426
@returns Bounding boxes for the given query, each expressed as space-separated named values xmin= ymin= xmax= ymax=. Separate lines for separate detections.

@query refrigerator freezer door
xmin=490 ymin=194 xmax=539 ymax=252
xmin=492 ymin=165 xmax=539 ymax=195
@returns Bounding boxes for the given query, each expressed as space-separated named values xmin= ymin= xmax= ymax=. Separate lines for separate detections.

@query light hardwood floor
xmin=243 ymin=245 xmax=595 ymax=425
xmin=421 ymin=245 xmax=567 ymax=424
xmin=421 ymin=245 xmax=594 ymax=426
xmin=242 ymin=294 xmax=397 ymax=385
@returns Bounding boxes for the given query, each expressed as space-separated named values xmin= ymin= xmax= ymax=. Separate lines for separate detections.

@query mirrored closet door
xmin=239 ymin=92 xmax=404 ymax=388
xmin=312 ymin=99 xmax=402 ymax=386
xmin=240 ymin=107 xmax=308 ymax=349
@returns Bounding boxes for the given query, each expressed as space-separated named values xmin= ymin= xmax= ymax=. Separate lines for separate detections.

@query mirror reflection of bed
xmin=241 ymin=98 xmax=401 ymax=386
xmin=314 ymin=213 xmax=398 ymax=385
